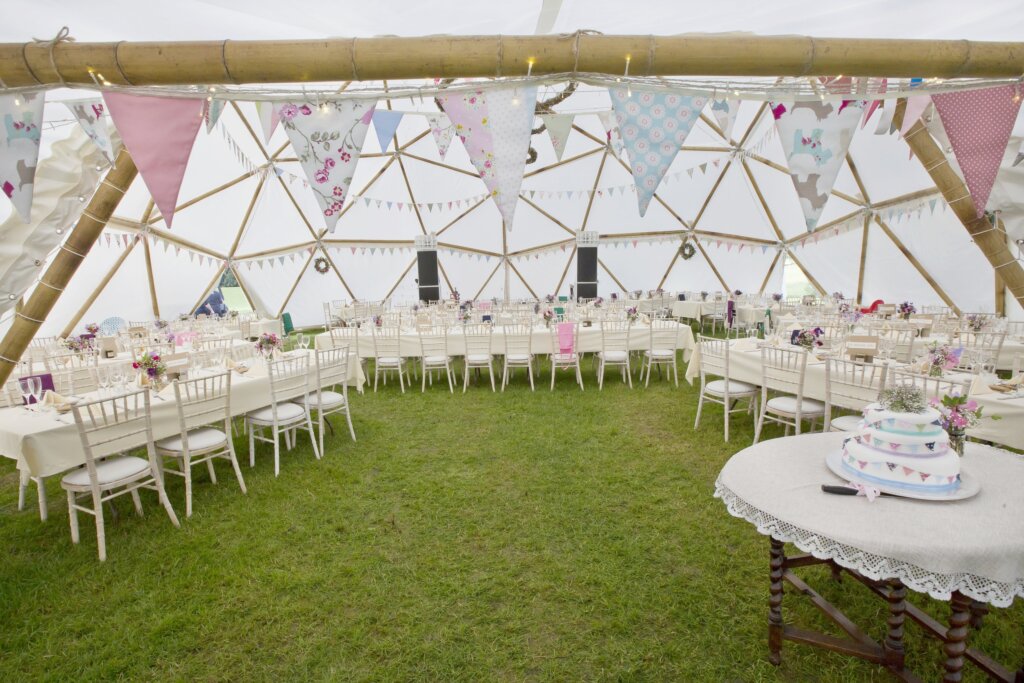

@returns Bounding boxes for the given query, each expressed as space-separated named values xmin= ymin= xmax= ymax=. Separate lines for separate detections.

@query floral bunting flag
xmin=770 ymin=99 xmax=866 ymax=231
xmin=104 ymin=92 xmax=204 ymax=228
xmin=539 ymin=113 xmax=573 ymax=161
xmin=597 ymin=110 xmax=623 ymax=155
xmin=710 ymin=99 xmax=740 ymax=140
xmin=932 ymin=85 xmax=1022 ymax=217
xmin=425 ymin=113 xmax=455 ymax=159
xmin=205 ymin=99 xmax=226 ymax=133
xmin=0 ymin=91 xmax=45 ymax=222
xmin=439 ymin=86 xmax=538 ymax=229
xmin=371 ymin=110 xmax=404 ymax=152
xmin=256 ymin=101 xmax=280 ymax=143
xmin=608 ymin=87 xmax=707 ymax=217
xmin=278 ymin=99 xmax=376 ymax=232
xmin=65 ymin=98 xmax=117 ymax=163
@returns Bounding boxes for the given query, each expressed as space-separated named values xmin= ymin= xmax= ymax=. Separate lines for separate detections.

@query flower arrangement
xmin=254 ymin=332 xmax=282 ymax=357
xmin=879 ymin=384 xmax=927 ymax=414
xmin=533 ymin=302 xmax=541 ymax=315
xmin=593 ymin=296 xmax=604 ymax=308
xmin=460 ymin=309 xmax=472 ymax=323
xmin=450 ymin=289 xmax=460 ymax=303
xmin=64 ymin=336 xmax=87 ymax=352
xmin=793 ymin=327 xmax=824 ymax=350
xmin=545 ymin=294 xmax=555 ymax=303
xmin=771 ymin=292 xmax=783 ymax=302
xmin=154 ymin=319 xmax=169 ymax=330
xmin=133 ymin=351 xmax=167 ymax=383
xmin=898 ymin=301 xmax=916 ymax=319
xmin=839 ymin=307 xmax=863 ymax=325
xmin=965 ymin=314 xmax=987 ymax=332
xmin=84 ymin=322 xmax=99 ymax=335
xmin=831 ymin=291 xmax=844 ymax=302
xmin=700 ymin=291 xmax=708 ymax=301
xmin=931 ymin=390 xmax=984 ymax=433
xmin=610 ymin=292 xmax=618 ymax=301
xmin=372 ymin=315 xmax=383 ymax=328
xmin=733 ymin=289 xmax=743 ymax=297
xmin=542 ymin=309 xmax=555 ymax=324
xmin=626 ymin=306 xmax=639 ymax=323
xmin=924 ymin=342 xmax=962 ymax=377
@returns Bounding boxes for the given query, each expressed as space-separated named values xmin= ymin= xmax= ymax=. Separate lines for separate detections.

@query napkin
xmin=41 ymin=390 xmax=70 ymax=407
xmin=969 ymin=376 xmax=994 ymax=396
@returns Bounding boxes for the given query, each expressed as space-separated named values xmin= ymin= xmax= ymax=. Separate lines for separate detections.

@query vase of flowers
xmin=924 ymin=342 xmax=961 ymax=377
xmin=460 ymin=309 xmax=472 ymax=324
xmin=965 ymin=314 xmax=987 ymax=332
xmin=794 ymin=327 xmax=824 ymax=351
xmin=254 ymin=332 xmax=282 ymax=359
xmin=626 ymin=306 xmax=639 ymax=324
xmin=831 ymin=291 xmax=844 ymax=302
xmin=154 ymin=319 xmax=169 ymax=331
xmin=133 ymin=351 xmax=167 ymax=389
xmin=771 ymin=292 xmax=783 ymax=303
xmin=545 ymin=294 xmax=555 ymax=304
xmin=542 ymin=309 xmax=555 ymax=327
xmin=85 ymin=322 xmax=99 ymax=335
xmin=732 ymin=289 xmax=743 ymax=298
xmin=898 ymin=301 xmax=916 ymax=320
xmin=931 ymin=390 xmax=986 ymax=457
xmin=699 ymin=291 xmax=708 ymax=301
xmin=64 ymin=336 xmax=87 ymax=353
xmin=450 ymin=289 xmax=460 ymax=303
xmin=593 ymin=296 xmax=603 ymax=308
xmin=372 ymin=315 xmax=383 ymax=328
xmin=610 ymin=292 xmax=618 ymax=302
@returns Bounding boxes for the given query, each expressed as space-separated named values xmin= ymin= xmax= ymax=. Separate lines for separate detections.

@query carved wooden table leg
xmin=968 ymin=600 xmax=988 ymax=630
xmin=943 ymin=591 xmax=973 ymax=683
xmin=768 ymin=536 xmax=785 ymax=665
xmin=883 ymin=579 xmax=907 ymax=672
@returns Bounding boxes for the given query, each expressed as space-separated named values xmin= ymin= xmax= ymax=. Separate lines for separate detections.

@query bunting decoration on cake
xmin=279 ymin=99 xmax=376 ymax=232
xmin=0 ymin=91 xmax=45 ymax=222
xmin=256 ymin=101 xmax=280 ymax=143
xmin=609 ymin=86 xmax=707 ymax=217
xmin=65 ymin=98 xmax=116 ymax=164
xmin=371 ymin=110 xmax=404 ymax=152
xmin=103 ymin=92 xmax=204 ymax=228
xmin=425 ymin=112 xmax=455 ymax=159
xmin=205 ymin=99 xmax=225 ymax=133
xmin=770 ymin=99 xmax=866 ymax=231
xmin=710 ymin=99 xmax=740 ymax=140
xmin=439 ymin=86 xmax=538 ymax=229
xmin=932 ymin=84 xmax=1023 ymax=217
xmin=539 ymin=113 xmax=573 ymax=161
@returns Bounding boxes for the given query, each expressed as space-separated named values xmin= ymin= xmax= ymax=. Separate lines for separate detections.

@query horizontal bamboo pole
xmin=3 ymin=34 xmax=1024 ymax=87
xmin=0 ymin=147 xmax=137 ymax=385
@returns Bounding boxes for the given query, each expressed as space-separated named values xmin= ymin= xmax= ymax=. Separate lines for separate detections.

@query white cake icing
xmin=840 ymin=404 xmax=961 ymax=493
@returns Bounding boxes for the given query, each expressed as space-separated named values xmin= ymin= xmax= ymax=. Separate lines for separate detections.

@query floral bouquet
xmin=898 ymin=301 xmax=916 ymax=319
xmin=879 ymin=384 xmax=927 ymax=413
xmin=154 ymin=319 xmax=169 ymax=330
xmin=610 ymin=292 xmax=618 ymax=301
xmin=771 ymin=292 xmax=783 ymax=302
xmin=372 ymin=315 xmax=383 ymax=328
xmin=450 ymin=289 xmax=460 ymax=303
xmin=965 ymin=314 xmax=987 ymax=332
xmin=594 ymin=296 xmax=604 ymax=308
xmin=733 ymin=289 xmax=743 ymax=297
xmin=64 ymin=336 xmax=87 ymax=352
xmin=254 ymin=332 xmax=282 ymax=358
xmin=931 ymin=390 xmax=984 ymax=434
xmin=626 ymin=306 xmax=639 ymax=323
xmin=545 ymin=294 xmax=555 ymax=304
xmin=793 ymin=327 xmax=824 ymax=350
xmin=831 ymin=291 xmax=845 ymax=302
xmin=542 ymin=308 xmax=555 ymax=325
xmin=839 ymin=306 xmax=863 ymax=326
xmin=460 ymin=309 xmax=472 ymax=323
xmin=700 ymin=291 xmax=708 ymax=301
xmin=924 ymin=341 xmax=962 ymax=377
xmin=133 ymin=351 xmax=167 ymax=385
xmin=85 ymin=322 xmax=100 ymax=335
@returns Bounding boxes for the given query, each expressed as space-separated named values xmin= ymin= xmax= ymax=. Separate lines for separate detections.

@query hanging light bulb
xmin=13 ymin=96 xmax=21 ymax=106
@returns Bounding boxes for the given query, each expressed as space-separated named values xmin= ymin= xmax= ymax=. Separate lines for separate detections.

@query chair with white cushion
xmin=63 ymin=389 xmax=180 ymax=561
xmin=641 ymin=320 xmax=680 ymax=387
xmin=597 ymin=321 xmax=632 ymax=390
xmin=548 ymin=322 xmax=584 ymax=391
xmin=823 ymin=358 xmax=887 ymax=432
xmin=295 ymin=346 xmax=356 ymax=456
xmin=463 ymin=324 xmax=496 ymax=392
xmin=245 ymin=354 xmax=320 ymax=476
xmin=157 ymin=371 xmax=246 ymax=517
xmin=501 ymin=324 xmax=535 ymax=391
xmin=753 ymin=346 xmax=825 ymax=443
xmin=694 ymin=335 xmax=758 ymax=441
xmin=371 ymin=325 xmax=408 ymax=393
xmin=418 ymin=326 xmax=455 ymax=393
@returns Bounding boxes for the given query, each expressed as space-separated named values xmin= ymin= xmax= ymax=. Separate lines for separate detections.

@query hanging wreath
xmin=679 ymin=241 xmax=696 ymax=260
xmin=313 ymin=256 xmax=330 ymax=274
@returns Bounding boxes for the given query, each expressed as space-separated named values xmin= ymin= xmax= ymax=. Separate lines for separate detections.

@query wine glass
xmin=299 ymin=333 xmax=310 ymax=351
xmin=110 ymin=365 xmax=125 ymax=394
xmin=28 ymin=377 xmax=43 ymax=408
xmin=96 ymin=365 xmax=111 ymax=396
xmin=18 ymin=377 xmax=34 ymax=409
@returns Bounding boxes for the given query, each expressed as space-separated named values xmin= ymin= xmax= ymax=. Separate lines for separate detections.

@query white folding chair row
xmin=502 ymin=324 xmax=535 ymax=391
xmin=245 ymin=354 xmax=320 ymax=477
xmin=693 ymin=336 xmax=758 ymax=442
xmin=292 ymin=347 xmax=356 ymax=456
xmin=419 ymin=327 xmax=455 ymax=393
xmin=597 ymin=321 xmax=632 ymax=389
xmin=753 ymin=347 xmax=826 ymax=443
xmin=640 ymin=320 xmax=680 ymax=387
xmin=463 ymin=324 xmax=497 ymax=392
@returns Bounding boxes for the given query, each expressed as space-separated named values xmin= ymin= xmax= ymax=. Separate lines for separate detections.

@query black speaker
xmin=417 ymin=250 xmax=440 ymax=302
xmin=576 ymin=246 xmax=598 ymax=300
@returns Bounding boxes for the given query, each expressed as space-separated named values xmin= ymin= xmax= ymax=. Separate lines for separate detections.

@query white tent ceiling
xmin=3 ymin=1 xmax=1024 ymax=334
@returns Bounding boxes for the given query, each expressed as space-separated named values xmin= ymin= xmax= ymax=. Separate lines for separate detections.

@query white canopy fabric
xmin=3 ymin=1 xmax=1024 ymax=335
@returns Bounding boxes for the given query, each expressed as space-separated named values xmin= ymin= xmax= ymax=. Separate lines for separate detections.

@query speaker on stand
xmin=415 ymin=234 xmax=440 ymax=302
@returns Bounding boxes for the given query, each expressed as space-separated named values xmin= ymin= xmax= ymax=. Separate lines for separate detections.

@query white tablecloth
xmin=0 ymin=350 xmax=365 ymax=479
xmin=247 ymin=319 xmax=284 ymax=338
xmin=716 ymin=432 xmax=1024 ymax=607
xmin=315 ymin=322 xmax=695 ymax=360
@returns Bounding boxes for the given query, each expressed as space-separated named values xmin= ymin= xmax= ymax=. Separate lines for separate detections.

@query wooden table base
xmin=767 ymin=537 xmax=1023 ymax=682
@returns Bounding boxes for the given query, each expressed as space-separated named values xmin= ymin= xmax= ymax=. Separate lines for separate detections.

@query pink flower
xmin=324 ymin=208 xmax=333 ymax=216
xmin=314 ymin=170 xmax=329 ymax=184
xmin=332 ymin=186 xmax=344 ymax=197
xmin=324 ymin=158 xmax=336 ymax=169
xmin=280 ymin=104 xmax=299 ymax=120
xmin=299 ymin=105 xmax=312 ymax=115
xmin=340 ymin=151 xmax=351 ymax=162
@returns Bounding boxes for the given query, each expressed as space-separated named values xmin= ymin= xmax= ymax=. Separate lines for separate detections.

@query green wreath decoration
xmin=313 ymin=256 xmax=330 ymax=274
xmin=679 ymin=241 xmax=696 ymax=260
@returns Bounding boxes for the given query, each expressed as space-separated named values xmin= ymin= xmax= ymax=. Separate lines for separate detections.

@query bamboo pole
xmin=6 ymin=35 xmax=1024 ymax=87
xmin=507 ymin=260 xmax=538 ymax=299
xmin=995 ymin=273 xmax=1006 ymax=317
xmin=60 ymin=235 xmax=140 ymax=338
xmin=580 ymin=148 xmax=609 ymax=232
xmin=873 ymin=214 xmax=960 ymax=314
xmin=523 ymin=147 xmax=604 ymax=178
xmin=0 ymin=147 xmax=137 ymax=385
xmin=384 ymin=258 xmax=417 ymax=301
xmin=554 ymin=246 xmax=577 ymax=295
xmin=758 ymin=251 xmax=782 ymax=293
xmin=856 ymin=215 xmax=871 ymax=305
xmin=518 ymin=195 xmax=576 ymax=236
xmin=473 ymin=258 xmax=503 ymax=300
xmin=656 ymin=249 xmax=681 ymax=290
xmin=141 ymin=235 xmax=160 ymax=318
xmin=598 ymin=258 xmax=628 ymax=293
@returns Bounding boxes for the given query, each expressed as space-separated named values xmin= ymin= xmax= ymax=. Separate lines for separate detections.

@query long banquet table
xmin=314 ymin=321 xmax=695 ymax=360
xmin=0 ymin=350 xmax=365 ymax=480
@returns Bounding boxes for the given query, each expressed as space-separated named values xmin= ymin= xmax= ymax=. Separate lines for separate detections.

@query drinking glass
xmin=18 ymin=377 xmax=34 ymax=408
xmin=96 ymin=365 xmax=111 ymax=396
xmin=110 ymin=365 xmax=125 ymax=394
xmin=299 ymin=333 xmax=310 ymax=351
xmin=28 ymin=377 xmax=43 ymax=407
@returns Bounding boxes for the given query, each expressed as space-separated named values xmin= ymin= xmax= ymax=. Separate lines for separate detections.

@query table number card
xmin=846 ymin=335 xmax=879 ymax=363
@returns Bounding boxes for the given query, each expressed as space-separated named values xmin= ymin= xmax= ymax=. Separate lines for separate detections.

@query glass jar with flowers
xmin=133 ymin=351 xmax=167 ymax=389
xmin=924 ymin=341 xmax=961 ymax=378
xmin=793 ymin=327 xmax=824 ymax=351
xmin=897 ymin=301 xmax=916 ymax=320
xmin=930 ymin=390 xmax=986 ymax=457
xmin=542 ymin=309 xmax=555 ymax=328
xmin=85 ymin=322 xmax=100 ymax=335
xmin=626 ymin=306 xmax=639 ymax=324
xmin=254 ymin=332 xmax=282 ymax=359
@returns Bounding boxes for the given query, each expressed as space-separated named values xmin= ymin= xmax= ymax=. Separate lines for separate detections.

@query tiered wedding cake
xmin=840 ymin=404 xmax=961 ymax=494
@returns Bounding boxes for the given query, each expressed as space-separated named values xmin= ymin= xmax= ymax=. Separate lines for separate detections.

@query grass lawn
xmin=1 ymin=346 xmax=1021 ymax=681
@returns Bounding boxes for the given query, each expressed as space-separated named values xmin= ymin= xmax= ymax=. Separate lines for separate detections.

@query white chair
xmin=294 ymin=347 xmax=356 ymax=457
xmin=701 ymin=299 xmax=728 ymax=335
xmin=418 ymin=326 xmax=455 ymax=393
xmin=63 ymin=389 xmax=180 ymax=561
xmin=641 ymin=320 xmax=680 ymax=387
xmin=501 ymin=324 xmax=535 ymax=391
xmin=957 ymin=330 xmax=1006 ymax=372
xmin=156 ymin=371 xmax=247 ymax=518
xmin=753 ymin=347 xmax=826 ymax=443
xmin=463 ymin=324 xmax=496 ymax=392
xmin=823 ymin=358 xmax=887 ymax=432
xmin=548 ymin=322 xmax=584 ymax=391
xmin=694 ymin=336 xmax=758 ymax=442
xmin=597 ymin=321 xmax=632 ymax=390
xmin=887 ymin=367 xmax=972 ymax=401
xmin=245 ymin=354 xmax=320 ymax=476
xmin=371 ymin=326 xmax=408 ymax=393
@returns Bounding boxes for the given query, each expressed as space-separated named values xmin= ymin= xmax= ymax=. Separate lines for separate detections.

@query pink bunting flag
xmin=104 ymin=92 xmax=204 ymax=228
xmin=0 ymin=91 xmax=45 ymax=222
xmin=256 ymin=101 xmax=280 ymax=143
xmin=932 ymin=85 xmax=1022 ymax=217
xmin=899 ymin=94 xmax=931 ymax=138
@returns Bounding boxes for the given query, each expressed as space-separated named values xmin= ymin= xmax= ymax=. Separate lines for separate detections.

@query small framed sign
xmin=845 ymin=335 xmax=879 ymax=363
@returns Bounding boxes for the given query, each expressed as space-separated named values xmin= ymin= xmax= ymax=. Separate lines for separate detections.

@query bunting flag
xmin=0 ymin=91 xmax=45 ymax=222
xmin=205 ymin=99 xmax=226 ymax=133
xmin=65 ymin=98 xmax=116 ymax=163
xmin=439 ymin=86 xmax=538 ymax=229
xmin=874 ymin=99 xmax=897 ymax=135
xmin=609 ymin=87 xmax=707 ymax=217
xmin=256 ymin=101 xmax=280 ymax=143
xmin=770 ymin=99 xmax=865 ymax=231
xmin=861 ymin=78 xmax=886 ymax=129
xmin=425 ymin=112 xmax=455 ymax=159
xmin=539 ymin=113 xmax=573 ymax=161
xmin=710 ymin=99 xmax=740 ymax=140
xmin=932 ymin=85 xmax=1023 ymax=217
xmin=597 ymin=110 xmax=624 ymax=155
xmin=899 ymin=94 xmax=931 ymax=138
xmin=279 ymin=99 xmax=376 ymax=232
xmin=103 ymin=92 xmax=204 ymax=229
xmin=1013 ymin=138 xmax=1024 ymax=168
xmin=372 ymin=110 xmax=404 ymax=152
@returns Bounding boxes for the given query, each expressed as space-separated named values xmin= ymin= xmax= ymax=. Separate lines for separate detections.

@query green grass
xmin=0 ymin=348 xmax=1021 ymax=681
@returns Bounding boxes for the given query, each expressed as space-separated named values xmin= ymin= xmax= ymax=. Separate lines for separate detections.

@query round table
xmin=715 ymin=432 xmax=1024 ymax=681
